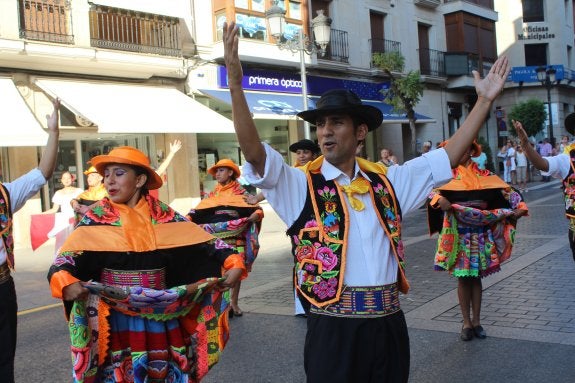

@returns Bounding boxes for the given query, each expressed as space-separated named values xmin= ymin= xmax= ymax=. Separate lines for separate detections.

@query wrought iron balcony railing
xmin=369 ymin=38 xmax=401 ymax=68
xmin=322 ymin=28 xmax=349 ymax=63
xmin=418 ymin=48 xmax=446 ymax=77
xmin=18 ymin=0 xmax=74 ymax=44
xmin=444 ymin=52 xmax=495 ymax=77
xmin=89 ymin=5 xmax=182 ymax=57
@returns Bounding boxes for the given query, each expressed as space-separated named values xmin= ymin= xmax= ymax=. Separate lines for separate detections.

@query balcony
xmin=89 ymin=5 xmax=182 ymax=57
xmin=322 ymin=28 xmax=349 ymax=63
xmin=414 ymin=0 xmax=441 ymax=9
xmin=369 ymin=38 xmax=401 ymax=68
xmin=18 ymin=0 xmax=74 ymax=44
xmin=418 ymin=48 xmax=446 ymax=77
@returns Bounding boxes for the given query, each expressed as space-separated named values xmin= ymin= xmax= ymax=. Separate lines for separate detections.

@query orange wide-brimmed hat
xmin=439 ymin=139 xmax=482 ymax=157
xmin=90 ymin=146 xmax=163 ymax=190
xmin=207 ymin=159 xmax=241 ymax=179
xmin=83 ymin=166 xmax=99 ymax=175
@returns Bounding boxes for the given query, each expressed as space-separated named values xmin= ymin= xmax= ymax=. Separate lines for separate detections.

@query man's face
xmin=315 ymin=114 xmax=367 ymax=169
xmin=295 ymin=149 xmax=315 ymax=166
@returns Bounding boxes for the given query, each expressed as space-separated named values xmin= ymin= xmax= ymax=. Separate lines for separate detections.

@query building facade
xmin=495 ymin=0 xmax=575 ymax=149
xmin=0 ymin=0 xmax=236 ymax=246
xmin=189 ymin=0 xmax=500 ymax=165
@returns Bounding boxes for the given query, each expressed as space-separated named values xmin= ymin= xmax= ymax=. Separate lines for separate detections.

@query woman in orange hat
xmin=48 ymin=146 xmax=246 ymax=382
xmin=427 ymin=140 xmax=528 ymax=341
xmin=188 ymin=158 xmax=263 ymax=317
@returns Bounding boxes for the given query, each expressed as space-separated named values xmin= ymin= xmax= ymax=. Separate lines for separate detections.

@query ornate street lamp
xmin=536 ymin=66 xmax=557 ymax=146
xmin=265 ymin=1 xmax=332 ymax=139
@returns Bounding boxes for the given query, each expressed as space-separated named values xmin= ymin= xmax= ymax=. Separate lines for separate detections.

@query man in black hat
xmin=515 ymin=117 xmax=575 ymax=262
xmin=289 ymin=139 xmax=320 ymax=167
xmin=223 ymin=21 xmax=510 ymax=382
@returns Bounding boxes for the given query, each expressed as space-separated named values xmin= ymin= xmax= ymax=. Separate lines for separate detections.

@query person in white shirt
xmin=515 ymin=144 xmax=528 ymax=191
xmin=515 ymin=117 xmax=575 ymax=262
xmin=0 ymin=99 xmax=60 ymax=383
xmin=223 ymin=21 xmax=510 ymax=383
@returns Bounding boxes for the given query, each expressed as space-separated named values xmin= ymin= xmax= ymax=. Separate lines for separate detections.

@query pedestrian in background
xmin=428 ymin=140 xmax=528 ymax=341
xmin=0 ymin=98 xmax=60 ymax=383
xmin=471 ymin=148 xmax=487 ymax=170
xmin=70 ymin=165 xmax=107 ymax=220
xmin=377 ymin=147 xmax=396 ymax=167
xmin=515 ymin=118 xmax=575 ymax=262
xmin=515 ymin=144 xmax=528 ymax=191
xmin=223 ymin=20 xmax=510 ymax=382
xmin=188 ymin=159 xmax=263 ymax=317
xmin=48 ymin=147 xmax=245 ymax=382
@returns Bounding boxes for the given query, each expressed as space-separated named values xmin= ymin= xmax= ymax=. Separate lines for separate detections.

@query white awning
xmin=0 ymin=78 xmax=48 ymax=147
xmin=35 ymin=79 xmax=234 ymax=134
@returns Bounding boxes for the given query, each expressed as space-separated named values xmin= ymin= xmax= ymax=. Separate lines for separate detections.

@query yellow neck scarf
xmin=339 ymin=177 xmax=370 ymax=211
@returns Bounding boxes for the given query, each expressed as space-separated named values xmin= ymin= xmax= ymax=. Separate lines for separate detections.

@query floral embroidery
xmin=148 ymin=195 xmax=177 ymax=224
xmin=53 ymin=251 xmax=79 ymax=267
xmin=83 ymin=199 xmax=121 ymax=226
xmin=295 ymin=242 xmax=315 ymax=262
xmin=315 ymin=245 xmax=337 ymax=271
xmin=311 ymin=278 xmax=337 ymax=300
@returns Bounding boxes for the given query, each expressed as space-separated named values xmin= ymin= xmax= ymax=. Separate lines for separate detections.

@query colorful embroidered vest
xmin=0 ymin=184 xmax=14 ymax=269
xmin=286 ymin=158 xmax=408 ymax=308
xmin=563 ymin=158 xmax=575 ymax=219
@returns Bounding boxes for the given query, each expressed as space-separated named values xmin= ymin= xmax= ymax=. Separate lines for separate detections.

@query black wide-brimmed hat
xmin=289 ymin=139 xmax=320 ymax=154
xmin=565 ymin=113 xmax=575 ymax=135
xmin=296 ymin=89 xmax=383 ymax=131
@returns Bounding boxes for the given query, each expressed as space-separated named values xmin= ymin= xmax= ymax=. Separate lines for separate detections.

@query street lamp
xmin=265 ymin=1 xmax=332 ymax=139
xmin=536 ymin=66 xmax=557 ymax=146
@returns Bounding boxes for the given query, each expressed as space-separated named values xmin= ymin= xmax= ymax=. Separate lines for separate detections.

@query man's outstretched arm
xmin=223 ymin=21 xmax=266 ymax=176
xmin=443 ymin=57 xmax=510 ymax=167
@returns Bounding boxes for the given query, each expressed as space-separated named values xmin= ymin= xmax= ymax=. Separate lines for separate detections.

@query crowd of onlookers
xmin=371 ymin=135 xmax=572 ymax=192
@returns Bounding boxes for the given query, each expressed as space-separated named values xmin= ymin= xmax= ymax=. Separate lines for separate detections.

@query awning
xmin=199 ymin=89 xmax=315 ymax=120
xmin=0 ymin=78 xmax=48 ymax=146
xmin=35 ymin=79 xmax=234 ymax=134
xmin=362 ymin=100 xmax=435 ymax=124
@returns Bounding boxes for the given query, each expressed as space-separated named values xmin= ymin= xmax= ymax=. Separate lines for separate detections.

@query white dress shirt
xmin=0 ymin=168 xmax=47 ymax=265
xmin=542 ymin=154 xmax=570 ymax=179
xmin=242 ymin=143 xmax=453 ymax=287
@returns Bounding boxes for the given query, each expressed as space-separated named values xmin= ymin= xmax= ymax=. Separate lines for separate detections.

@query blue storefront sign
xmin=217 ymin=66 xmax=390 ymax=100
xmin=510 ymin=65 xmax=564 ymax=83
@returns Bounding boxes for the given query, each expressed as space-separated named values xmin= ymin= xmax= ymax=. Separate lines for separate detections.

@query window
xmin=524 ymin=43 xmax=548 ymax=66
xmin=274 ymin=0 xmax=302 ymax=20
xmin=522 ymin=0 xmax=544 ymax=22
xmin=236 ymin=13 xmax=267 ymax=40
xmin=235 ymin=0 xmax=265 ymax=12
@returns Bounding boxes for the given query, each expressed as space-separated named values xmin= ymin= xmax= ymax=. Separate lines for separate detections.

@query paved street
xmin=13 ymin=179 xmax=575 ymax=382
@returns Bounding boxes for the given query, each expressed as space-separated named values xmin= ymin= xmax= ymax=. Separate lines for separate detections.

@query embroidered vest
xmin=0 ymin=184 xmax=14 ymax=268
xmin=286 ymin=160 xmax=408 ymax=308
xmin=563 ymin=158 xmax=575 ymax=219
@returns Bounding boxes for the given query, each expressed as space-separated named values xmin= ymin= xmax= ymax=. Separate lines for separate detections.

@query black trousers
xmin=304 ymin=310 xmax=410 ymax=383
xmin=569 ymin=228 xmax=575 ymax=262
xmin=0 ymin=277 xmax=17 ymax=383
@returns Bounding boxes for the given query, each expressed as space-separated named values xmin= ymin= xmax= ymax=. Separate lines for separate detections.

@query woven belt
xmin=0 ymin=262 xmax=11 ymax=285
xmin=100 ymin=268 xmax=166 ymax=289
xmin=310 ymin=283 xmax=400 ymax=318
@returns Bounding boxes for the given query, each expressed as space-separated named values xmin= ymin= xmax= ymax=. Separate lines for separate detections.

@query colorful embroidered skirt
xmin=434 ymin=204 xmax=516 ymax=278
xmin=68 ymin=270 xmax=230 ymax=383
xmin=200 ymin=217 xmax=260 ymax=272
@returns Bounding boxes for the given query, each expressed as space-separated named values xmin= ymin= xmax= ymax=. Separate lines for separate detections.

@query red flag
xmin=30 ymin=213 xmax=55 ymax=251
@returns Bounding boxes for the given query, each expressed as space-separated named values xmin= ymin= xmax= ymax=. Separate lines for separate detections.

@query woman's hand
xmin=512 ymin=208 xmax=528 ymax=220
xmin=219 ymin=268 xmax=244 ymax=290
xmin=63 ymin=281 xmax=89 ymax=301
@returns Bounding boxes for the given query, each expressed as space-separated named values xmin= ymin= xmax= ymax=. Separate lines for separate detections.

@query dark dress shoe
xmin=460 ymin=327 xmax=474 ymax=341
xmin=473 ymin=325 xmax=487 ymax=339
